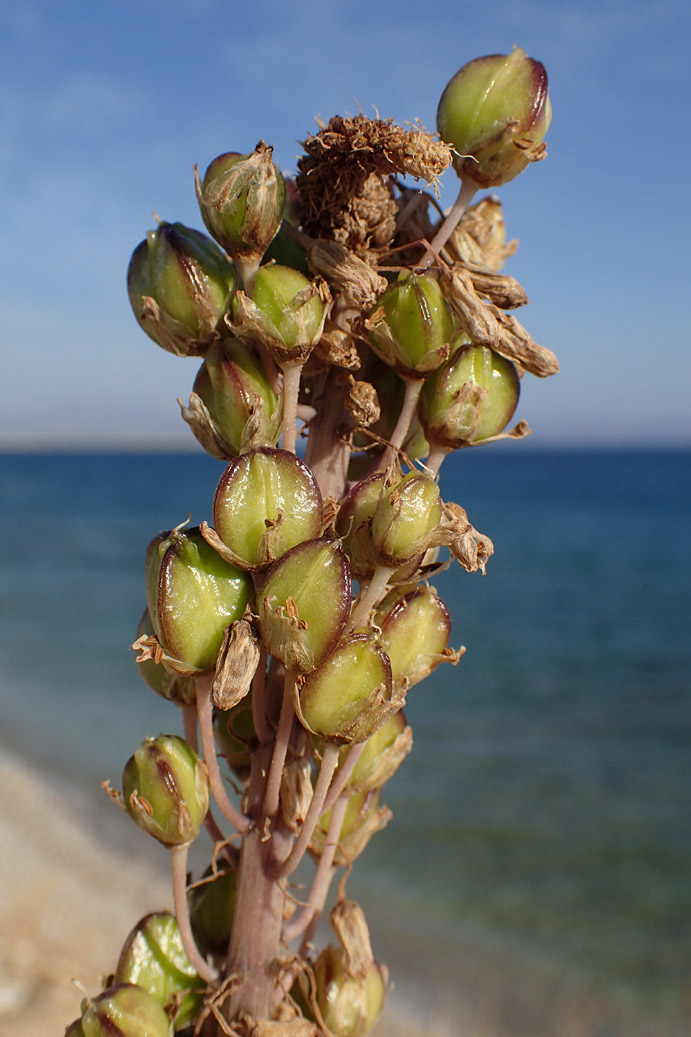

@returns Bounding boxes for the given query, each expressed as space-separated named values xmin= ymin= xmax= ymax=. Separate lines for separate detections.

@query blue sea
xmin=1 ymin=449 xmax=689 ymax=1034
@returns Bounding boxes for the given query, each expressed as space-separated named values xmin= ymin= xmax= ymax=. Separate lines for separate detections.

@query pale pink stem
xmin=378 ymin=378 xmax=423 ymax=470
xmin=170 ymin=843 xmax=218 ymax=984
xmin=425 ymin=442 xmax=451 ymax=476
xmin=182 ymin=702 xmax=198 ymax=752
xmin=348 ymin=565 xmax=395 ymax=632
xmin=195 ymin=676 xmax=251 ymax=835
xmin=287 ymin=794 xmax=349 ymax=947
xmin=262 ymin=670 xmax=296 ymax=818
xmin=418 ymin=177 xmax=477 ymax=270
xmin=251 ymin=642 xmax=271 ymax=745
xmin=321 ymin=742 xmax=364 ymax=816
xmin=273 ymin=742 xmax=340 ymax=880
xmin=281 ymin=362 xmax=303 ymax=454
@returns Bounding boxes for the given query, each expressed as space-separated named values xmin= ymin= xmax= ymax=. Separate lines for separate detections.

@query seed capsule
xmin=311 ymin=945 xmax=387 ymax=1037
xmin=255 ymin=538 xmax=352 ymax=673
xmin=77 ymin=983 xmax=171 ymax=1037
xmin=147 ymin=526 xmax=252 ymax=673
xmin=310 ymin=789 xmax=391 ymax=866
xmin=127 ymin=221 xmax=236 ymax=356
xmin=115 ymin=912 xmax=204 ymax=1031
xmin=437 ymin=48 xmax=551 ymax=188
xmin=195 ymin=142 xmax=285 ymax=264
xmin=122 ymin=734 xmax=209 ymax=847
xmin=340 ymin=710 xmax=412 ymax=793
xmin=377 ymin=585 xmax=459 ymax=689
xmin=371 ymin=469 xmax=442 ymax=567
xmin=181 ymin=339 xmax=281 ymax=459
xmin=420 ymin=344 xmax=520 ymax=448
xmin=365 ymin=272 xmax=457 ymax=378
xmin=231 ymin=263 xmax=329 ymax=366
xmin=296 ymin=633 xmax=394 ymax=744
xmin=213 ymin=447 xmax=323 ymax=569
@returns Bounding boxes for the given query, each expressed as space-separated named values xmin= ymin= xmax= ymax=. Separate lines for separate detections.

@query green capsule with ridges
xmin=420 ymin=344 xmax=519 ymax=447
xmin=115 ymin=912 xmax=204 ymax=1031
xmin=148 ymin=526 xmax=252 ymax=673
xmin=78 ymin=983 xmax=171 ymax=1037
xmin=122 ymin=734 xmax=209 ymax=847
xmin=296 ymin=633 xmax=393 ymax=744
xmin=213 ymin=447 xmax=322 ymax=570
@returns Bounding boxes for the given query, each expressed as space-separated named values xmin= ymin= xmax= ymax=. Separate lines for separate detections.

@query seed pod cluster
xmin=95 ymin=48 xmax=557 ymax=1037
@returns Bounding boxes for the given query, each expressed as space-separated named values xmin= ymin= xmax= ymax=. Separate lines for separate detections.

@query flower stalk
xmin=67 ymin=47 xmax=557 ymax=1037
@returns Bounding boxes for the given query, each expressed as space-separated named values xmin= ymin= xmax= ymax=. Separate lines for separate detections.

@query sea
xmin=1 ymin=448 xmax=689 ymax=1035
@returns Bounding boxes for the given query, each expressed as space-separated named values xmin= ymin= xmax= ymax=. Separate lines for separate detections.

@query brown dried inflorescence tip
xmin=297 ymin=115 xmax=453 ymax=259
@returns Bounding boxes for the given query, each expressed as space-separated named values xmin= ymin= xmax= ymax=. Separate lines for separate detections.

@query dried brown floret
xmin=297 ymin=115 xmax=452 ymax=259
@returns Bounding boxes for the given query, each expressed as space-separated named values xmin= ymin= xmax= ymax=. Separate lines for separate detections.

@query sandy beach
xmin=1 ymin=748 xmax=686 ymax=1037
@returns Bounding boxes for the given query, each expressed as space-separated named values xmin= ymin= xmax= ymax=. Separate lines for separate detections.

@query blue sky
xmin=1 ymin=0 xmax=689 ymax=448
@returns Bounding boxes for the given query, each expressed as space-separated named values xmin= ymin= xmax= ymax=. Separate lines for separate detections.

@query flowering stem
xmin=262 ymin=669 xmax=296 ymax=818
xmin=195 ymin=676 xmax=251 ymax=835
xmin=418 ymin=177 xmax=477 ymax=270
xmin=251 ymin=642 xmax=271 ymax=745
xmin=296 ymin=794 xmax=349 ymax=951
xmin=170 ymin=843 xmax=218 ymax=984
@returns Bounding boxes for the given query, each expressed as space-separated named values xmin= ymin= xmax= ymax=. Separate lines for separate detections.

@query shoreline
xmin=1 ymin=747 xmax=687 ymax=1037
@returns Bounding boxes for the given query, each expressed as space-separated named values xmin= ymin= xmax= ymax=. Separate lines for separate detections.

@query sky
xmin=1 ymin=0 xmax=689 ymax=449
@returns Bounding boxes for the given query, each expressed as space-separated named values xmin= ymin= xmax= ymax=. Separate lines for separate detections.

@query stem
xmin=225 ymin=750 xmax=293 ymax=1023
xmin=281 ymin=362 xmax=303 ymax=454
xmin=273 ymin=742 xmax=340 ymax=880
xmin=251 ymin=642 xmax=271 ymax=745
xmin=425 ymin=442 xmax=451 ymax=476
xmin=235 ymin=255 xmax=261 ymax=294
xmin=262 ymin=669 xmax=296 ymax=818
xmin=321 ymin=742 xmax=364 ymax=817
xmin=182 ymin=702 xmax=198 ymax=752
xmin=348 ymin=565 xmax=395 ymax=632
xmin=195 ymin=676 xmax=251 ymax=835
xmin=418 ymin=177 xmax=477 ymax=270
xmin=293 ymin=794 xmax=349 ymax=949
xmin=170 ymin=843 xmax=218 ymax=984
xmin=379 ymin=377 xmax=423 ymax=470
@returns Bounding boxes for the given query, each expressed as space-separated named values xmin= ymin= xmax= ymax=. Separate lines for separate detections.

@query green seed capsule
xmin=377 ymin=585 xmax=456 ymax=689
xmin=296 ymin=633 xmax=393 ymax=744
xmin=148 ymin=526 xmax=252 ymax=673
xmin=213 ymin=447 xmax=323 ymax=569
xmin=340 ymin=710 xmax=412 ymax=792
xmin=311 ymin=945 xmax=387 ymax=1037
xmin=371 ymin=469 xmax=442 ymax=567
xmin=231 ymin=263 xmax=329 ymax=365
xmin=115 ymin=912 xmax=204 ymax=1031
xmin=122 ymin=734 xmax=209 ymax=847
xmin=127 ymin=221 xmax=236 ymax=356
xmin=437 ymin=47 xmax=551 ymax=188
xmin=78 ymin=983 xmax=171 ymax=1037
xmin=196 ymin=143 xmax=285 ymax=263
xmin=182 ymin=339 xmax=281 ymax=459
xmin=365 ymin=272 xmax=457 ymax=378
xmin=420 ymin=344 xmax=520 ymax=447
xmin=255 ymin=538 xmax=351 ymax=673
